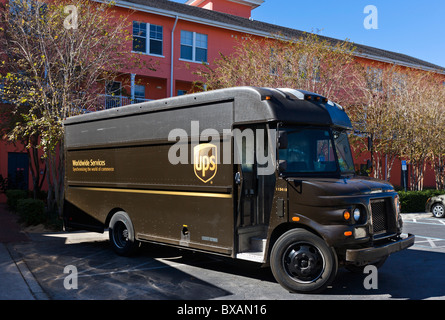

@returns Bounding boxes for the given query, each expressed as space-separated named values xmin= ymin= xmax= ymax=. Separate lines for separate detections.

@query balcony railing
xmin=100 ymin=94 xmax=151 ymax=109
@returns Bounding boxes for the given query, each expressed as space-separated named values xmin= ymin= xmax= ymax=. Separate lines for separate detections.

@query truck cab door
xmin=234 ymin=124 xmax=276 ymax=227
xmin=234 ymin=124 xmax=276 ymax=259
xmin=237 ymin=162 xmax=257 ymax=226
xmin=234 ymin=126 xmax=258 ymax=227
xmin=234 ymin=124 xmax=276 ymax=262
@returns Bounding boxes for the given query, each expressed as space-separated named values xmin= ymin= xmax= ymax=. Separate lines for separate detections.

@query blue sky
xmin=169 ymin=0 xmax=445 ymax=69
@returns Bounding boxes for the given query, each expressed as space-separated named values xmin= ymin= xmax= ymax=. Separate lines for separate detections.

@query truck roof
xmin=64 ymin=87 xmax=352 ymax=149
xmin=64 ymin=86 xmax=352 ymax=130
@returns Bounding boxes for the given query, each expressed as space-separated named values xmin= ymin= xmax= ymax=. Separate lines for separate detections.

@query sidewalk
xmin=401 ymin=212 xmax=433 ymax=220
xmin=0 ymin=204 xmax=49 ymax=300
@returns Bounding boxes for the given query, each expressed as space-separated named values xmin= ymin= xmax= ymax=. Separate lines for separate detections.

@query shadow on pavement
xmin=10 ymin=233 xmax=232 ymax=300
xmin=10 ymin=231 xmax=445 ymax=300
xmin=324 ymin=248 xmax=445 ymax=299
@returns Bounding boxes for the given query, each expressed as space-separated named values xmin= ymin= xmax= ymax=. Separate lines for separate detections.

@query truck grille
xmin=371 ymin=199 xmax=386 ymax=234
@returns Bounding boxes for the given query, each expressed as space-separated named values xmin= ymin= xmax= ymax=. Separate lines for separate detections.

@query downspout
xmin=170 ymin=15 xmax=179 ymax=97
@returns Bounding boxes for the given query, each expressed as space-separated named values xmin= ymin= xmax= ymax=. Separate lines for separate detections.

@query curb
xmin=6 ymin=245 xmax=50 ymax=300
xmin=401 ymin=212 xmax=434 ymax=220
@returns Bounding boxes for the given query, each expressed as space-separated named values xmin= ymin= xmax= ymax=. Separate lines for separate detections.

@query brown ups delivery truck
xmin=63 ymin=86 xmax=414 ymax=293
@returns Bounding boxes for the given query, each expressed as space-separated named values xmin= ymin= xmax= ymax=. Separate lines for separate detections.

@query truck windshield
xmin=278 ymin=127 xmax=355 ymax=175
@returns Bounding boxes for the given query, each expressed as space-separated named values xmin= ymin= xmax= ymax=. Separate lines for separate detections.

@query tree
xmin=0 ymin=0 xmax=153 ymax=214
xmin=349 ymin=64 xmax=408 ymax=181
xmin=400 ymin=71 xmax=445 ymax=190
xmin=194 ymin=33 xmax=361 ymax=107
xmin=195 ymin=32 xmax=445 ymax=190
xmin=430 ymin=83 xmax=445 ymax=189
xmin=350 ymin=62 xmax=445 ymax=190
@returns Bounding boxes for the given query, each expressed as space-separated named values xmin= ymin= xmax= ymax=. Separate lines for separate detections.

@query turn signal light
xmin=343 ymin=210 xmax=351 ymax=220
xmin=344 ymin=231 xmax=352 ymax=237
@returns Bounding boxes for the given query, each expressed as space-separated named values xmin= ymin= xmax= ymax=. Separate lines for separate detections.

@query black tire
xmin=431 ymin=203 xmax=445 ymax=218
xmin=109 ymin=211 xmax=139 ymax=256
xmin=270 ymin=229 xmax=338 ymax=293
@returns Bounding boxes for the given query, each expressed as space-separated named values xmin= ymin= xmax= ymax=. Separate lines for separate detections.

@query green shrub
xmin=398 ymin=189 xmax=445 ymax=213
xmin=5 ymin=189 xmax=28 ymax=211
xmin=16 ymin=198 xmax=46 ymax=226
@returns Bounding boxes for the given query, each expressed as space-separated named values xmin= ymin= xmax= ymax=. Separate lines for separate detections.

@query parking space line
xmin=427 ymin=238 xmax=437 ymax=248
xmin=412 ymin=235 xmax=445 ymax=249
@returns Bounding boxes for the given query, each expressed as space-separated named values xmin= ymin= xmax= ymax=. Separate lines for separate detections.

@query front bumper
xmin=345 ymin=233 xmax=415 ymax=266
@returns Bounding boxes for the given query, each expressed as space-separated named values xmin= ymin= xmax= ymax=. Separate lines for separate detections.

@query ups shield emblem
xmin=194 ymin=143 xmax=217 ymax=183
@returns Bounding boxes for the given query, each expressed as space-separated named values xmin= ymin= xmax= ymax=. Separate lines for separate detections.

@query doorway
xmin=8 ymin=152 xmax=29 ymax=190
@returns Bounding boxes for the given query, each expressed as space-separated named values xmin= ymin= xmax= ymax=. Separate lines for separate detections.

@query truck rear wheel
xmin=109 ymin=211 xmax=139 ymax=256
xmin=270 ymin=229 xmax=338 ymax=293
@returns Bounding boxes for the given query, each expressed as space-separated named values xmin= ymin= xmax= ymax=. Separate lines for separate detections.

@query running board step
xmin=236 ymin=251 xmax=265 ymax=263
xmin=236 ymin=237 xmax=267 ymax=263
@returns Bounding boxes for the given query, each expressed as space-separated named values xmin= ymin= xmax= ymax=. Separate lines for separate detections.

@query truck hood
xmin=285 ymin=176 xmax=395 ymax=206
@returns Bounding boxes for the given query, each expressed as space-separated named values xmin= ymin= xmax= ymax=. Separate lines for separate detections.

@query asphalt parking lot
xmin=4 ymin=212 xmax=445 ymax=302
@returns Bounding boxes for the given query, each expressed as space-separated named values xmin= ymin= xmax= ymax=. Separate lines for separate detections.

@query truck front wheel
xmin=109 ymin=211 xmax=139 ymax=256
xmin=270 ymin=229 xmax=338 ymax=293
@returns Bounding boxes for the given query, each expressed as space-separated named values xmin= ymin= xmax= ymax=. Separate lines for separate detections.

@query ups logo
xmin=194 ymin=143 xmax=217 ymax=183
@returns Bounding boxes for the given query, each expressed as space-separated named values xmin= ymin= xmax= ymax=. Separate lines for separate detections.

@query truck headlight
xmin=353 ymin=207 xmax=361 ymax=222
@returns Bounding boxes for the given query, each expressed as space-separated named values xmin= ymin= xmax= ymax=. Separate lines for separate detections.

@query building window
xmin=180 ymin=30 xmax=208 ymax=63
xmin=392 ymin=72 xmax=407 ymax=93
xmin=106 ymin=81 xmax=121 ymax=96
xmin=133 ymin=21 xmax=163 ymax=56
xmin=0 ymin=80 xmax=6 ymax=103
xmin=105 ymin=81 xmax=122 ymax=109
xmin=133 ymin=22 xmax=147 ymax=53
xmin=149 ymin=24 xmax=163 ymax=56
xmin=366 ymin=67 xmax=383 ymax=91
xmin=10 ymin=0 xmax=47 ymax=17
xmin=134 ymin=84 xmax=145 ymax=102
xmin=269 ymin=48 xmax=278 ymax=75
xmin=195 ymin=33 xmax=208 ymax=62
xmin=297 ymin=55 xmax=320 ymax=82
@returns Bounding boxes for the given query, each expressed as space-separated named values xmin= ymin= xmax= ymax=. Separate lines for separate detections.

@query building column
xmin=130 ymin=73 xmax=135 ymax=103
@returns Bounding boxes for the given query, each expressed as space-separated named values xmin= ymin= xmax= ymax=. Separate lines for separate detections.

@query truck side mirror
xmin=278 ymin=130 xmax=288 ymax=149
xmin=278 ymin=160 xmax=287 ymax=173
